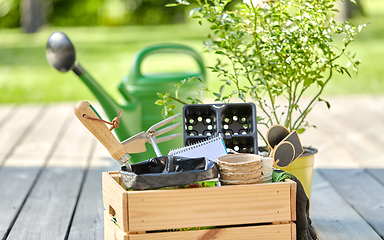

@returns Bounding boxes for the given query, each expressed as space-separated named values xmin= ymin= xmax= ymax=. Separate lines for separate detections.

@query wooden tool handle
xmin=74 ymin=101 xmax=127 ymax=161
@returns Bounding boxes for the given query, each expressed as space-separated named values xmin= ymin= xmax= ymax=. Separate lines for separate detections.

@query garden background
xmin=0 ymin=0 xmax=382 ymax=103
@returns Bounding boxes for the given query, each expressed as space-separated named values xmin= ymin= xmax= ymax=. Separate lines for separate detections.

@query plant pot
xmin=216 ymin=154 xmax=263 ymax=185
xmin=259 ymin=146 xmax=317 ymax=201
xmin=276 ymin=147 xmax=317 ymax=201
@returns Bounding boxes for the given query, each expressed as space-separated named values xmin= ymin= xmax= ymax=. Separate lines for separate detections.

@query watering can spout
xmin=46 ymin=31 xmax=141 ymax=141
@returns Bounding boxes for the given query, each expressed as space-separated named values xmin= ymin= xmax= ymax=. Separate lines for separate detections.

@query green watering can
xmin=46 ymin=31 xmax=206 ymax=164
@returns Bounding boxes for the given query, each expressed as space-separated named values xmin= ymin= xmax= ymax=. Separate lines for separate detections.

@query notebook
xmin=168 ymin=136 xmax=228 ymax=161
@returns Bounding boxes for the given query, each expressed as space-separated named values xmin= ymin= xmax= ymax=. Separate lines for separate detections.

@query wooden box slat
xmin=128 ymin=182 xmax=291 ymax=231
xmin=104 ymin=211 xmax=128 ymax=240
xmin=104 ymin=211 xmax=296 ymax=240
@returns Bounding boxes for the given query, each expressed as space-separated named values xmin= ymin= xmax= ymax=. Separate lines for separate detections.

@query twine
xmin=83 ymin=110 xmax=122 ymax=131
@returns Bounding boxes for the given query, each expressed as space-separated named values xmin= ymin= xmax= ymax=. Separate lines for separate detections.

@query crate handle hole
xmin=109 ymin=205 xmax=116 ymax=216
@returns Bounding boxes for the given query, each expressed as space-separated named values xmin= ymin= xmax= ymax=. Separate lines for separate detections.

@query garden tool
xmin=46 ymin=31 xmax=206 ymax=163
xmin=74 ymin=101 xmax=132 ymax=171
xmin=75 ymin=101 xmax=182 ymax=161
xmin=266 ymin=124 xmax=304 ymax=167
xmin=121 ymin=113 xmax=182 ymax=156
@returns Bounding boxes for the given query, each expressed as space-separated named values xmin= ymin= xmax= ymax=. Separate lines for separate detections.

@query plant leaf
xmin=304 ymin=78 xmax=313 ymax=87
xmin=176 ymin=0 xmax=190 ymax=5
xmin=189 ymin=7 xmax=201 ymax=17
xmin=167 ymin=104 xmax=176 ymax=109
xmin=297 ymin=128 xmax=305 ymax=134
xmin=317 ymin=80 xmax=325 ymax=87
xmin=165 ymin=3 xmax=178 ymax=7
xmin=155 ymin=100 xmax=164 ymax=105
xmin=318 ymin=97 xmax=331 ymax=109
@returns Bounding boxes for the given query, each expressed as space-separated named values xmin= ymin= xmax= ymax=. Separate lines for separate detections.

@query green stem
xmin=292 ymin=68 xmax=333 ymax=130
xmin=243 ymin=62 xmax=274 ymax=126
xmin=285 ymin=78 xmax=299 ymax=131
xmin=256 ymin=98 xmax=273 ymax=126
xmin=330 ymin=40 xmax=352 ymax=63
xmin=292 ymin=38 xmax=351 ymax=130
xmin=167 ymin=94 xmax=187 ymax=105
xmin=258 ymin=129 xmax=267 ymax=147
xmin=250 ymin=3 xmax=280 ymax=125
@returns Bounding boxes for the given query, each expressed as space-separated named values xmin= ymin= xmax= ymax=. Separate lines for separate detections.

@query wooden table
xmin=0 ymin=96 xmax=383 ymax=240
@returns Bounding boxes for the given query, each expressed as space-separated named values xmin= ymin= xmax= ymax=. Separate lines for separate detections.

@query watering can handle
xmin=74 ymin=101 xmax=130 ymax=165
xmin=128 ymin=43 xmax=206 ymax=82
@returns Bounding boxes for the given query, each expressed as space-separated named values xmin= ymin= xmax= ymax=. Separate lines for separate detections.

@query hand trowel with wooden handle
xmin=74 ymin=101 xmax=132 ymax=171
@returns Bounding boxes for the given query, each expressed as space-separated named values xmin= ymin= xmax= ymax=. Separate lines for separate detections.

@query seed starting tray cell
xmin=183 ymin=103 xmax=258 ymax=154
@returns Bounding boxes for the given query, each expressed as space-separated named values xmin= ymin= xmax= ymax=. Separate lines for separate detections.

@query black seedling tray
xmin=182 ymin=103 xmax=258 ymax=154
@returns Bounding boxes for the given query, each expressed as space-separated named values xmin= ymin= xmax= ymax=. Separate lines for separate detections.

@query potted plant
xmin=157 ymin=0 xmax=365 ymax=199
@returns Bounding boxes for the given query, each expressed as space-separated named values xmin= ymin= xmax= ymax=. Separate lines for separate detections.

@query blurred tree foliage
xmin=48 ymin=0 xmax=103 ymax=26
xmin=0 ymin=0 xmax=20 ymax=28
xmin=0 ymin=0 xmax=186 ymax=28
xmin=121 ymin=0 xmax=185 ymax=25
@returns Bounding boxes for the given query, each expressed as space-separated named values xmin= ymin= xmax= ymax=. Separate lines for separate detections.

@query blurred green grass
xmin=323 ymin=0 xmax=384 ymax=96
xmin=0 ymin=0 xmax=383 ymax=103
xmin=0 ymin=23 xmax=210 ymax=103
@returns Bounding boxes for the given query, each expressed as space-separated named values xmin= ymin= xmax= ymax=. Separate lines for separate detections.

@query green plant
xmin=155 ymin=76 xmax=204 ymax=117
xmin=158 ymin=0 xmax=366 ymax=145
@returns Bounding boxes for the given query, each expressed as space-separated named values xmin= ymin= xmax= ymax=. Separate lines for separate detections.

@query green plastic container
xmin=120 ymin=43 xmax=206 ymax=163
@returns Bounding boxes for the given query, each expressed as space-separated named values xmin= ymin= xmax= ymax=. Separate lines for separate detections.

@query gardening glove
xmin=273 ymin=170 xmax=319 ymax=240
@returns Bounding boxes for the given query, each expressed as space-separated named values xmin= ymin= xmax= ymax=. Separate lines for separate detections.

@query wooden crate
xmin=103 ymin=171 xmax=297 ymax=240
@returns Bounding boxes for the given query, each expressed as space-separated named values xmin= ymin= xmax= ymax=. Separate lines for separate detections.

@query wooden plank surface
xmin=303 ymin=96 xmax=384 ymax=168
xmin=0 ymin=104 xmax=15 ymax=172
xmin=301 ymin=96 xmax=384 ymax=239
xmin=318 ymin=168 xmax=384 ymax=238
xmin=324 ymin=97 xmax=384 ymax=168
xmin=367 ymin=168 xmax=384 ymax=186
xmin=311 ymin=171 xmax=382 ymax=240
xmin=68 ymin=142 xmax=119 ymax=240
xmin=0 ymin=105 xmax=44 ymax=166
xmin=0 ymin=104 xmax=70 ymax=239
xmin=0 ymin=104 xmax=14 ymax=125
xmin=5 ymin=106 xmax=94 ymax=240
